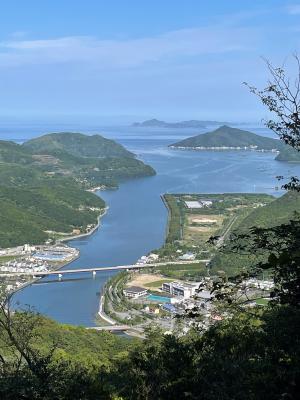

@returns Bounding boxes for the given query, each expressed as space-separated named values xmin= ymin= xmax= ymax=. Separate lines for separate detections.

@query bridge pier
xmin=92 ymin=270 xmax=96 ymax=278
xmin=58 ymin=273 xmax=63 ymax=281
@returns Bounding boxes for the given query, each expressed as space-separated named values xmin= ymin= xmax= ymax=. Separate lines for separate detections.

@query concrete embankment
xmin=59 ymin=207 xmax=109 ymax=243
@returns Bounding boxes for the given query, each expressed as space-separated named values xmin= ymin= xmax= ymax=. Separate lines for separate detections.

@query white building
xmin=162 ymin=281 xmax=198 ymax=299
xmin=184 ymin=200 xmax=213 ymax=209
xmin=179 ymin=252 xmax=196 ymax=261
xmin=185 ymin=201 xmax=203 ymax=209
xmin=123 ymin=286 xmax=148 ymax=299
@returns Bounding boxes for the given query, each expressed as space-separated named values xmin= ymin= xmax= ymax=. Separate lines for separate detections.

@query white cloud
xmin=287 ymin=4 xmax=300 ymax=14
xmin=0 ymin=26 xmax=256 ymax=69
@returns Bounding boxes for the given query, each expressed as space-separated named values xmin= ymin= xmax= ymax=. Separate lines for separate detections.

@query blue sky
xmin=0 ymin=0 xmax=300 ymax=123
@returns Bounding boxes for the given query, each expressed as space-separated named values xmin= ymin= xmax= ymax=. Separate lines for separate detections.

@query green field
xmin=160 ymin=192 xmax=300 ymax=277
xmin=162 ymin=192 xmax=274 ymax=251
xmin=150 ymin=262 xmax=208 ymax=280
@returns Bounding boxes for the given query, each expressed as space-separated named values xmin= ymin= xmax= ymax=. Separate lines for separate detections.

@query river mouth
xmin=11 ymin=126 xmax=300 ymax=326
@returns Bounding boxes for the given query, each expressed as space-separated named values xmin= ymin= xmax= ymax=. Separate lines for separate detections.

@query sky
xmin=0 ymin=0 xmax=300 ymax=123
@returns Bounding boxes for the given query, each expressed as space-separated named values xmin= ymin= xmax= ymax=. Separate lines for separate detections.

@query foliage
xmin=0 ymin=132 xmax=155 ymax=247
xmin=245 ymin=55 xmax=300 ymax=190
xmin=211 ymin=191 xmax=300 ymax=275
xmin=114 ymin=308 xmax=300 ymax=400
xmin=23 ymin=132 xmax=134 ymax=158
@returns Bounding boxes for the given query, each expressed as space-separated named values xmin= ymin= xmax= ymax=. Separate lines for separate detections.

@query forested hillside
xmin=23 ymin=132 xmax=134 ymax=158
xmin=0 ymin=132 xmax=155 ymax=247
xmin=211 ymin=191 xmax=300 ymax=275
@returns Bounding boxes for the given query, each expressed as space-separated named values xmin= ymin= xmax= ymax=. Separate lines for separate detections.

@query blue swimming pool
xmin=147 ymin=294 xmax=171 ymax=303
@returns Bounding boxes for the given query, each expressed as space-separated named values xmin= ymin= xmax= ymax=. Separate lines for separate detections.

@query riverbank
xmin=59 ymin=207 xmax=109 ymax=243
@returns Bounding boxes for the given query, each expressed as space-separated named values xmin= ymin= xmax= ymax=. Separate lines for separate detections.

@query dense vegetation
xmin=0 ymin=132 xmax=155 ymax=247
xmin=0 ymin=300 xmax=299 ymax=399
xmin=0 ymin=182 xmax=105 ymax=247
xmin=275 ymin=145 xmax=300 ymax=162
xmin=212 ymin=191 xmax=300 ymax=275
xmin=170 ymin=125 xmax=283 ymax=150
xmin=23 ymin=132 xmax=134 ymax=158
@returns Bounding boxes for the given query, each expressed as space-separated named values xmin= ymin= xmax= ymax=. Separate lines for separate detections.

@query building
xmin=184 ymin=199 xmax=213 ymax=209
xmin=162 ymin=281 xmax=198 ymax=299
xmin=178 ymin=252 xmax=196 ymax=261
xmin=162 ymin=303 xmax=177 ymax=313
xmin=123 ymin=286 xmax=148 ymax=299
xmin=184 ymin=201 xmax=203 ymax=209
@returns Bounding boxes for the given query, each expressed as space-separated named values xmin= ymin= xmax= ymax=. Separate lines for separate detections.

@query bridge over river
xmin=0 ymin=260 xmax=210 ymax=278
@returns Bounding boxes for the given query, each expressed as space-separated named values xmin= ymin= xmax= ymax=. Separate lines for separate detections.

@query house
xmin=162 ymin=303 xmax=177 ymax=313
xmin=178 ymin=252 xmax=196 ymax=261
xmin=123 ymin=286 xmax=148 ymax=299
xmin=148 ymin=253 xmax=159 ymax=261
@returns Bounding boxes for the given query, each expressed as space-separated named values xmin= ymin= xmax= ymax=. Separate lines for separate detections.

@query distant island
xmin=169 ymin=125 xmax=283 ymax=152
xmin=132 ymin=118 xmax=230 ymax=129
xmin=0 ymin=132 xmax=155 ymax=248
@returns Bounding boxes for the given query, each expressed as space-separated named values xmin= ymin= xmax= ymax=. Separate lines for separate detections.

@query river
xmin=5 ymin=124 xmax=300 ymax=326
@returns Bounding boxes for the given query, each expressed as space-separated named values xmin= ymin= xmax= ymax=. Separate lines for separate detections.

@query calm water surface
xmin=5 ymin=124 xmax=300 ymax=326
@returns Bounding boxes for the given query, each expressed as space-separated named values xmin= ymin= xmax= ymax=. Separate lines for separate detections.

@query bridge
xmin=0 ymin=260 xmax=211 ymax=278
xmin=87 ymin=325 xmax=131 ymax=332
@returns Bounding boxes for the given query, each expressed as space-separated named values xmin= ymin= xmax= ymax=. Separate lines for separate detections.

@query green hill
xmin=235 ymin=191 xmax=300 ymax=230
xmin=0 ymin=133 xmax=155 ymax=247
xmin=170 ymin=125 xmax=283 ymax=151
xmin=23 ymin=132 xmax=134 ymax=158
xmin=275 ymin=146 xmax=300 ymax=162
xmin=212 ymin=191 xmax=300 ymax=275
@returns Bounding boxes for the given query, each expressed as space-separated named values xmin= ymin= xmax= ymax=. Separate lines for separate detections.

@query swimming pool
xmin=147 ymin=294 xmax=171 ymax=303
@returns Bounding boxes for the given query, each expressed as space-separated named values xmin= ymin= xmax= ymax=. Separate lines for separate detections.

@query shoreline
xmin=169 ymin=146 xmax=280 ymax=153
xmin=58 ymin=206 xmax=109 ymax=243
xmin=6 ymin=204 xmax=108 ymax=300
xmin=160 ymin=194 xmax=171 ymax=243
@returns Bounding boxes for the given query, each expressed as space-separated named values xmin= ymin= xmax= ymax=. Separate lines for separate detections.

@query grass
xmin=256 ymin=298 xmax=269 ymax=306
xmin=144 ymin=279 xmax=174 ymax=288
xmin=152 ymin=263 xmax=207 ymax=280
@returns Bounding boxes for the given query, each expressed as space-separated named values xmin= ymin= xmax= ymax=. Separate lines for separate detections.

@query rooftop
xmin=124 ymin=286 xmax=147 ymax=294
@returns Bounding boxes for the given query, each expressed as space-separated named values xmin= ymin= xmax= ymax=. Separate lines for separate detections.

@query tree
xmin=245 ymin=55 xmax=300 ymax=191
xmin=0 ymin=289 xmax=111 ymax=399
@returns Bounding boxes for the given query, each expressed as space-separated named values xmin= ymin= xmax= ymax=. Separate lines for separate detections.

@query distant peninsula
xmin=132 ymin=119 xmax=230 ymax=129
xmin=169 ymin=125 xmax=283 ymax=152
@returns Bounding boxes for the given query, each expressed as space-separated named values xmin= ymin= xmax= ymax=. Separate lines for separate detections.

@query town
xmin=0 ymin=244 xmax=78 ymax=294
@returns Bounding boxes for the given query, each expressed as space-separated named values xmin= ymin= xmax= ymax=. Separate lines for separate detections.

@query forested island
xmin=170 ymin=125 xmax=283 ymax=151
xmin=0 ymin=132 xmax=155 ymax=247
xmin=132 ymin=118 xmax=229 ymax=128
